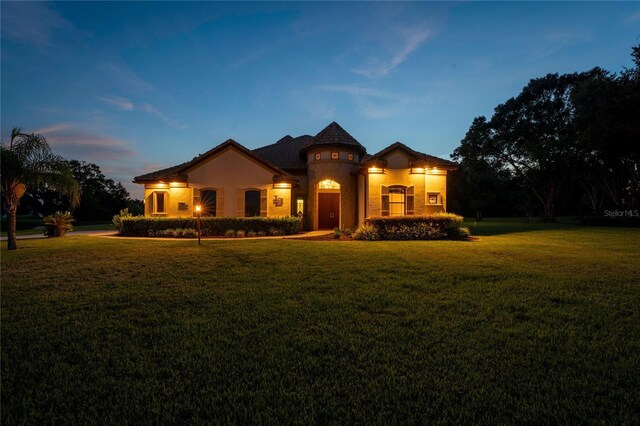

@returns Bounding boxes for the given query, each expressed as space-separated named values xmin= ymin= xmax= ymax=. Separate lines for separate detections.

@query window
xmin=245 ymin=190 xmax=261 ymax=217
xmin=201 ymin=190 xmax=217 ymax=217
xmin=428 ymin=193 xmax=441 ymax=205
xmin=296 ymin=198 xmax=304 ymax=217
xmin=331 ymin=152 xmax=339 ymax=160
xmin=315 ymin=153 xmax=321 ymax=160
xmin=153 ymin=191 xmax=166 ymax=214
xmin=389 ymin=186 xmax=405 ymax=216
xmin=381 ymin=186 xmax=411 ymax=216
xmin=348 ymin=153 xmax=354 ymax=161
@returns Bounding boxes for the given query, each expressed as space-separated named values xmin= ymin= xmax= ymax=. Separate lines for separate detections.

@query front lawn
xmin=2 ymin=220 xmax=639 ymax=423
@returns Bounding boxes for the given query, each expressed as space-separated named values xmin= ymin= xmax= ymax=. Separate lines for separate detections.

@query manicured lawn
xmin=2 ymin=220 xmax=639 ymax=423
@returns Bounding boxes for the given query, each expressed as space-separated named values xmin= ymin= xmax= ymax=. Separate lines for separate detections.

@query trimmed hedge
xmin=120 ymin=216 xmax=301 ymax=237
xmin=357 ymin=213 xmax=469 ymax=241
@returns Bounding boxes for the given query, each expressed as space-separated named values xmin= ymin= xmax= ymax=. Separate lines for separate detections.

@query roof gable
xmin=133 ymin=139 xmax=294 ymax=183
xmin=363 ymin=142 xmax=458 ymax=170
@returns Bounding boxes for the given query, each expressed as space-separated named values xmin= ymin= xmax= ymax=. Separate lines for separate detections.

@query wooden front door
xmin=318 ymin=193 xmax=340 ymax=229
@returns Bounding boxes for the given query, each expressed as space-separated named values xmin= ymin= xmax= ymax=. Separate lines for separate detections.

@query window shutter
xmin=216 ymin=188 xmax=224 ymax=217
xmin=237 ymin=189 xmax=245 ymax=217
xmin=381 ymin=185 xmax=389 ymax=216
xmin=146 ymin=193 xmax=154 ymax=216
xmin=407 ymin=186 xmax=415 ymax=215
xmin=260 ymin=189 xmax=268 ymax=217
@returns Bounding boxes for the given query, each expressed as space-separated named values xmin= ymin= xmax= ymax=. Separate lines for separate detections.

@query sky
xmin=2 ymin=1 xmax=639 ymax=199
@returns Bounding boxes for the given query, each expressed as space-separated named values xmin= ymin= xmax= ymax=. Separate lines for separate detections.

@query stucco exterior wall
xmin=365 ymin=149 xmax=448 ymax=217
xmin=306 ymin=149 xmax=360 ymax=230
xmin=144 ymin=147 xmax=292 ymax=218
xmin=144 ymin=186 xmax=194 ymax=217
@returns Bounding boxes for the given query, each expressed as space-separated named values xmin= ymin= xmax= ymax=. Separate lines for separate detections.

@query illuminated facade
xmin=133 ymin=122 xmax=457 ymax=230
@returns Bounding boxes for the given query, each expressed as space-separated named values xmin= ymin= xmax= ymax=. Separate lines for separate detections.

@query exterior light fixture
xmin=273 ymin=182 xmax=292 ymax=189
xmin=195 ymin=204 xmax=202 ymax=245
xmin=367 ymin=166 xmax=385 ymax=174
xmin=409 ymin=167 xmax=425 ymax=174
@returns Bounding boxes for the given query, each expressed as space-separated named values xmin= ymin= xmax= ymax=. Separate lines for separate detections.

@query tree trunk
xmin=6 ymin=202 xmax=18 ymax=250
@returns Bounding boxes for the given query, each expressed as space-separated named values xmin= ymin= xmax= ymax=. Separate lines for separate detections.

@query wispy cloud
xmin=1 ymin=2 xmax=71 ymax=46
xmin=98 ymin=96 xmax=134 ymax=111
xmin=625 ymin=11 xmax=640 ymax=22
xmin=98 ymin=96 xmax=188 ymax=129
xmin=353 ymin=26 xmax=432 ymax=78
xmin=315 ymin=84 xmax=428 ymax=118
xmin=140 ymin=104 xmax=188 ymax=129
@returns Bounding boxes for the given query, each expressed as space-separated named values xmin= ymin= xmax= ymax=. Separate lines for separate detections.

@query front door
xmin=318 ymin=193 xmax=339 ymax=229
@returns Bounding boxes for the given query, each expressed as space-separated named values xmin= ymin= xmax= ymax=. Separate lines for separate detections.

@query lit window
xmin=315 ymin=153 xmax=321 ymax=160
xmin=296 ymin=198 xmax=304 ymax=217
xmin=428 ymin=193 xmax=440 ymax=205
xmin=331 ymin=152 xmax=339 ymax=160
xmin=389 ymin=186 xmax=405 ymax=216
xmin=318 ymin=179 xmax=340 ymax=189
xmin=153 ymin=191 xmax=166 ymax=214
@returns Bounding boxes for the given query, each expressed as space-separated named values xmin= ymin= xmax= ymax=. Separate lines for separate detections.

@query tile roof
xmin=301 ymin=121 xmax=366 ymax=154
xmin=252 ymin=135 xmax=312 ymax=170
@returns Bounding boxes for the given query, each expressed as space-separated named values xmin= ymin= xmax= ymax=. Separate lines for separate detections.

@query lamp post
xmin=195 ymin=204 xmax=202 ymax=245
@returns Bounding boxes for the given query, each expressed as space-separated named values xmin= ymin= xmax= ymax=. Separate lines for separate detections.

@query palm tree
xmin=1 ymin=128 xmax=80 ymax=250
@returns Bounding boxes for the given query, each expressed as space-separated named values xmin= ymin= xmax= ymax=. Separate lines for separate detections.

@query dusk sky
xmin=2 ymin=1 xmax=638 ymax=198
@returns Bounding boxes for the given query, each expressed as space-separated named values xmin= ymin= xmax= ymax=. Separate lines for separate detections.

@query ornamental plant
xmin=43 ymin=211 xmax=74 ymax=237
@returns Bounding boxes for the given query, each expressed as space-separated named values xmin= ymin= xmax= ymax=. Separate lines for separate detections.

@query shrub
xmin=236 ymin=230 xmax=246 ymax=238
xmin=112 ymin=208 xmax=134 ymax=234
xmin=43 ymin=212 xmax=74 ymax=237
xmin=150 ymin=228 xmax=197 ymax=238
xmin=119 ymin=216 xmax=301 ymax=237
xmin=247 ymin=231 xmax=257 ymax=238
xmin=353 ymin=224 xmax=379 ymax=241
xmin=343 ymin=228 xmax=352 ymax=237
xmin=257 ymin=231 xmax=266 ymax=237
xmin=334 ymin=228 xmax=342 ymax=239
xmin=225 ymin=229 xmax=236 ymax=238
xmin=359 ymin=213 xmax=468 ymax=241
xmin=269 ymin=228 xmax=284 ymax=236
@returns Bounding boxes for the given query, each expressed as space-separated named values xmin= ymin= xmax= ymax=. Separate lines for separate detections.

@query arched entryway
xmin=317 ymin=179 xmax=340 ymax=229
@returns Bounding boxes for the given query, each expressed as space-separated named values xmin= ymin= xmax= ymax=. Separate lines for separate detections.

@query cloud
xmin=98 ymin=96 xmax=134 ymax=111
xmin=98 ymin=97 xmax=187 ymax=129
xmin=315 ymin=84 xmax=428 ymax=118
xmin=626 ymin=11 xmax=640 ymax=22
xmin=34 ymin=123 xmax=137 ymax=161
xmin=353 ymin=26 xmax=431 ymax=78
xmin=1 ymin=2 xmax=71 ymax=46
xmin=139 ymin=104 xmax=188 ymax=129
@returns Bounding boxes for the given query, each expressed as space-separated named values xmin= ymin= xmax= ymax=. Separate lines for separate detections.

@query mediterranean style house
xmin=133 ymin=122 xmax=457 ymax=230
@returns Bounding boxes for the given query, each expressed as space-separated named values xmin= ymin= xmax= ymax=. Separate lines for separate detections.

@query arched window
xmin=244 ymin=190 xmax=261 ymax=217
xmin=201 ymin=190 xmax=217 ymax=217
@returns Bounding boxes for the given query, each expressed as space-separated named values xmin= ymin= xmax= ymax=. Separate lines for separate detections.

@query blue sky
xmin=2 ymin=2 xmax=638 ymax=198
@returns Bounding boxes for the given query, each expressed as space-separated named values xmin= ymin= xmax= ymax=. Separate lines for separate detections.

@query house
xmin=133 ymin=122 xmax=458 ymax=230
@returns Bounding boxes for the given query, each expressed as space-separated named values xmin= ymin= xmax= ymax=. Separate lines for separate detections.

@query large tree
xmin=1 ymin=128 xmax=80 ymax=250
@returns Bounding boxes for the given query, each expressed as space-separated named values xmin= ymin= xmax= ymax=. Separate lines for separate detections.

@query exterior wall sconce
xmin=409 ymin=167 xmax=426 ymax=174
xmin=367 ymin=167 xmax=385 ymax=174
xmin=273 ymin=182 xmax=292 ymax=189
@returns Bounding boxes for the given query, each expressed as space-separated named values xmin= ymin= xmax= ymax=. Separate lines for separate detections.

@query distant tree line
xmin=17 ymin=159 xmax=143 ymax=221
xmin=450 ymin=45 xmax=640 ymax=223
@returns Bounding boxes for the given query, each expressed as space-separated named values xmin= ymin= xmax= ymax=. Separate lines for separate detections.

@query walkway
xmin=1 ymin=230 xmax=331 ymax=241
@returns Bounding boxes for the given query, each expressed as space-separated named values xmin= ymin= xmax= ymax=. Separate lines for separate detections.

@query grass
xmin=0 ymin=223 xmax=114 ymax=236
xmin=2 ymin=219 xmax=639 ymax=424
